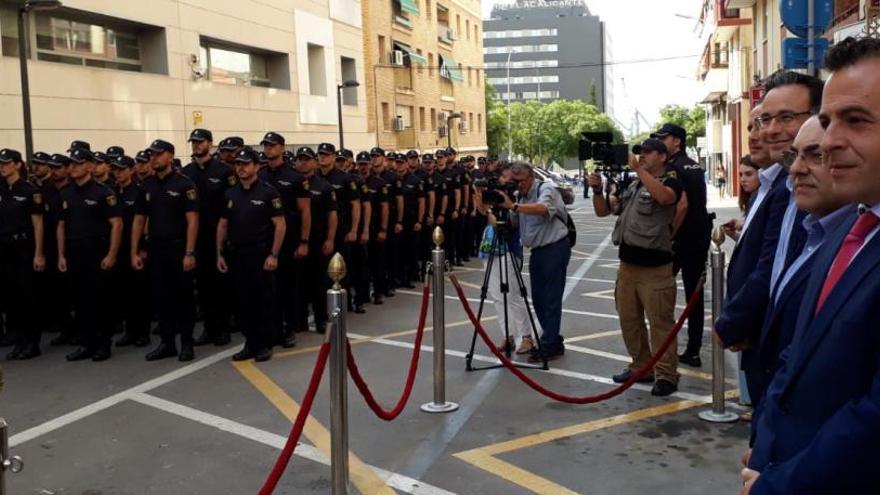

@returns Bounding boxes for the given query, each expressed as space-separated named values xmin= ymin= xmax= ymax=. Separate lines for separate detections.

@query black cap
xmin=32 ymin=152 xmax=53 ymax=165
xmin=49 ymin=153 xmax=71 ymax=168
xmin=188 ymin=128 xmax=213 ymax=142
xmin=650 ymin=123 xmax=687 ymax=143
xmin=0 ymin=148 xmax=23 ymax=163
xmin=406 ymin=150 xmax=419 ymax=159
xmin=258 ymin=151 xmax=268 ymax=163
xmin=335 ymin=150 xmax=347 ymax=161
xmin=464 ymin=155 xmax=474 ymax=162
xmin=445 ymin=146 xmax=457 ymax=155
xmin=341 ymin=148 xmax=354 ymax=159
xmin=488 ymin=154 xmax=498 ymax=161
xmin=356 ymin=151 xmax=371 ymax=164
xmin=67 ymin=140 xmax=91 ymax=153
xmin=435 ymin=149 xmax=448 ymax=158
xmin=112 ymin=155 xmax=136 ymax=169
xmin=219 ymin=136 xmax=245 ymax=150
xmin=393 ymin=153 xmax=406 ymax=162
xmin=369 ymin=146 xmax=385 ymax=156
xmin=106 ymin=146 xmax=125 ymax=158
xmin=148 ymin=139 xmax=175 ymax=155
xmin=135 ymin=149 xmax=152 ymax=163
xmin=295 ymin=146 xmax=316 ymax=159
xmin=234 ymin=147 xmax=260 ymax=164
xmin=632 ymin=138 xmax=668 ymax=155
xmin=282 ymin=150 xmax=295 ymax=162
xmin=317 ymin=143 xmax=336 ymax=155
xmin=260 ymin=132 xmax=285 ymax=146
xmin=69 ymin=148 xmax=96 ymax=164
xmin=93 ymin=151 xmax=109 ymax=164
xmin=478 ymin=156 xmax=487 ymax=164
xmin=422 ymin=153 xmax=436 ymax=162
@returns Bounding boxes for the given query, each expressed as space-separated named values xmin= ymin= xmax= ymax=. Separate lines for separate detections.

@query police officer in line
xmin=218 ymin=137 xmax=245 ymax=168
xmin=45 ymin=154 xmax=78 ymax=346
xmin=0 ymin=149 xmax=46 ymax=360
xmin=259 ymin=132 xmax=311 ymax=347
xmin=92 ymin=152 xmax=115 ymax=187
xmin=471 ymin=157 xmax=489 ymax=257
xmin=650 ymin=123 xmax=712 ymax=367
xmin=132 ymin=140 xmax=200 ymax=362
xmin=379 ymin=150 xmax=404 ymax=291
xmin=134 ymin=149 xmax=154 ymax=182
xmin=318 ymin=144 xmax=360 ymax=308
xmin=454 ymin=152 xmax=474 ymax=264
xmin=183 ymin=128 xmax=236 ymax=347
xmin=364 ymin=151 xmax=390 ymax=304
xmin=111 ymin=155 xmax=151 ymax=347
xmin=217 ymin=147 xmax=286 ymax=362
xmin=57 ymin=147 xmax=123 ymax=362
xmin=413 ymin=152 xmax=436 ymax=275
xmin=293 ymin=146 xmax=338 ymax=334
xmin=106 ymin=146 xmax=125 ymax=160
xmin=369 ymin=148 xmax=395 ymax=296
xmin=396 ymin=153 xmax=425 ymax=287
xmin=436 ymin=149 xmax=461 ymax=265
xmin=589 ymin=138 xmax=684 ymax=397
xmin=349 ymin=151 xmax=373 ymax=313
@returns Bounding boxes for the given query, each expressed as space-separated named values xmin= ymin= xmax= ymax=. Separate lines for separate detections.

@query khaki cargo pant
xmin=614 ymin=262 xmax=680 ymax=383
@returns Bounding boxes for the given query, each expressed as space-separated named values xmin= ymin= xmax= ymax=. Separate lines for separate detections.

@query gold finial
xmin=328 ymin=253 xmax=347 ymax=289
xmin=432 ymin=226 xmax=445 ymax=247
xmin=712 ymin=226 xmax=726 ymax=248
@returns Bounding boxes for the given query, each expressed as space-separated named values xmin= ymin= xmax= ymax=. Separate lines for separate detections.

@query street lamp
xmin=446 ymin=112 xmax=463 ymax=149
xmin=505 ymin=49 xmax=514 ymax=159
xmin=336 ymin=80 xmax=359 ymax=150
xmin=17 ymin=0 xmax=63 ymax=163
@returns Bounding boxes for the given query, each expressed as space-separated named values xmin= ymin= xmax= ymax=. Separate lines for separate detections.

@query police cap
xmin=394 ymin=153 xmax=406 ymax=163
xmin=135 ymin=149 xmax=152 ymax=163
xmin=335 ymin=150 xmax=347 ymax=161
xmin=445 ymin=146 xmax=457 ymax=155
xmin=317 ymin=142 xmax=336 ymax=155
xmin=234 ymin=148 xmax=260 ymax=164
xmin=435 ymin=149 xmax=448 ymax=158
xmin=260 ymin=132 xmax=285 ymax=146
xmin=93 ymin=151 xmax=109 ymax=164
xmin=477 ymin=156 xmax=487 ymax=165
xmin=341 ymin=148 xmax=354 ymax=159
xmin=422 ymin=153 xmax=436 ymax=162
xmin=148 ymin=139 xmax=175 ymax=155
xmin=219 ymin=136 xmax=245 ymax=150
xmin=32 ymin=152 xmax=53 ymax=165
xmin=0 ymin=148 xmax=23 ymax=164
xmin=369 ymin=146 xmax=385 ymax=157
xmin=106 ymin=146 xmax=125 ymax=158
xmin=67 ymin=140 xmax=91 ymax=153
xmin=650 ymin=123 xmax=687 ymax=143
xmin=112 ymin=155 xmax=136 ymax=169
xmin=406 ymin=150 xmax=419 ymax=159
xmin=632 ymin=138 xmax=668 ymax=156
xmin=69 ymin=148 xmax=96 ymax=164
xmin=356 ymin=151 xmax=371 ymax=164
xmin=295 ymin=146 xmax=317 ymax=159
xmin=49 ymin=153 xmax=71 ymax=168
xmin=188 ymin=128 xmax=213 ymax=142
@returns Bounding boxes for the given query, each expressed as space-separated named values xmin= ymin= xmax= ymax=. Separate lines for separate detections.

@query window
xmin=465 ymin=19 xmax=470 ymax=40
xmin=487 ymin=75 xmax=559 ymax=85
xmin=0 ymin=5 xmax=20 ymax=57
xmin=416 ymin=49 xmax=424 ymax=74
xmin=428 ymin=52 xmax=434 ymax=77
xmin=430 ymin=108 xmax=437 ymax=130
xmin=200 ymin=41 xmax=272 ymax=87
xmin=307 ymin=43 xmax=327 ymax=95
xmin=340 ymin=56 xmax=358 ymax=106
xmin=483 ymin=44 xmax=558 ymax=54
xmin=439 ymin=54 xmax=464 ymax=82
xmin=426 ymin=0 xmax=432 ymax=19
xmin=474 ymin=25 xmax=478 ymax=43
xmin=419 ymin=106 xmax=426 ymax=130
xmin=468 ymin=112 xmax=473 ymax=132
xmin=483 ymin=28 xmax=557 ymax=39
xmin=378 ymin=35 xmax=386 ymax=63
xmin=477 ymin=113 xmax=482 ymax=133
xmin=456 ymin=14 xmax=461 ymax=36
xmin=467 ymin=66 xmax=472 ymax=86
xmin=397 ymin=104 xmax=414 ymax=128
xmin=393 ymin=0 xmax=419 ymax=27
xmin=382 ymin=102 xmax=391 ymax=131
xmin=484 ymin=60 xmax=558 ymax=69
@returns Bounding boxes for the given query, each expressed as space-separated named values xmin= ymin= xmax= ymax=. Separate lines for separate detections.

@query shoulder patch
xmin=396 ymin=180 xmax=402 ymax=188
xmin=145 ymin=192 xmax=151 ymax=202
xmin=33 ymin=193 xmax=42 ymax=205
xmin=186 ymin=189 xmax=197 ymax=201
xmin=382 ymin=185 xmax=389 ymax=194
xmin=272 ymin=197 xmax=282 ymax=209
xmin=362 ymin=185 xmax=369 ymax=193
xmin=330 ymin=191 xmax=336 ymax=201
xmin=62 ymin=200 xmax=68 ymax=210
xmin=303 ymin=180 xmax=310 ymax=191
xmin=227 ymin=199 xmax=233 ymax=209
xmin=107 ymin=195 xmax=118 ymax=207
xmin=228 ymin=175 xmax=237 ymax=186
xmin=350 ymin=181 xmax=357 ymax=191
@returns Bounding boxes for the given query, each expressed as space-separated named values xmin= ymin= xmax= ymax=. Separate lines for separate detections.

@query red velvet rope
xmin=347 ymin=284 xmax=431 ymax=421
xmin=450 ymin=275 xmax=702 ymax=404
xmin=258 ymin=342 xmax=332 ymax=495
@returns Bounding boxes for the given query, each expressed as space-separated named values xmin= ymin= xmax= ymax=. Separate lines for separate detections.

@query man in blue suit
xmin=742 ymin=37 xmax=880 ymax=495
xmin=715 ymin=70 xmax=824 ymax=405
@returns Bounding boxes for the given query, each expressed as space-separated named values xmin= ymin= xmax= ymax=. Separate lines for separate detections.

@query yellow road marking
xmin=234 ymin=361 xmax=396 ymax=495
xmin=455 ymin=450 xmax=580 ymax=495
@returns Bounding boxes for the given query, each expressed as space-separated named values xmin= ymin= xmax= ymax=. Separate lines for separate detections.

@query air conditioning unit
xmin=438 ymin=111 xmax=450 ymax=122
xmin=458 ymin=122 xmax=468 ymax=134
xmin=447 ymin=29 xmax=457 ymax=41
xmin=393 ymin=116 xmax=406 ymax=131
xmin=438 ymin=126 xmax=448 ymax=138
xmin=391 ymin=50 xmax=405 ymax=66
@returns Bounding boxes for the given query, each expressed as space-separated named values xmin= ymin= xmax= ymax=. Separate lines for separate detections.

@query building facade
xmin=482 ymin=0 xmax=606 ymax=110
xmin=360 ymin=0 xmax=487 ymax=153
xmin=0 ymin=0 xmax=373 ymax=153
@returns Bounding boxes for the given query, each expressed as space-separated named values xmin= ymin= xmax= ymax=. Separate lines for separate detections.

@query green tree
xmin=537 ymin=99 xmax=620 ymax=167
xmin=658 ymin=104 xmax=707 ymax=150
xmin=485 ymin=82 xmax=508 ymax=155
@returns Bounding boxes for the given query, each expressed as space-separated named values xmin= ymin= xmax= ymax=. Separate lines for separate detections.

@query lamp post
xmin=336 ymin=80 xmax=360 ymax=150
xmin=17 ymin=0 xmax=63 ymax=163
xmin=446 ymin=111 xmax=462 ymax=149
xmin=505 ymin=49 xmax=514 ymax=159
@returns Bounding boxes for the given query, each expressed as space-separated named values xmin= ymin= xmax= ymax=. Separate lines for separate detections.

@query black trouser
xmin=275 ymin=240 xmax=299 ymax=336
xmin=368 ymin=234 xmax=387 ymax=297
xmin=385 ymin=227 xmax=399 ymax=287
xmin=674 ymin=247 xmax=709 ymax=356
xmin=148 ymin=239 xmax=195 ymax=345
xmin=294 ymin=240 xmax=331 ymax=331
xmin=398 ymin=223 xmax=419 ymax=284
xmin=115 ymin=252 xmax=151 ymax=341
xmin=67 ymin=238 xmax=113 ymax=350
xmin=38 ymin=230 xmax=73 ymax=335
xmin=195 ymin=229 xmax=229 ymax=338
xmin=0 ymin=238 xmax=38 ymax=346
xmin=350 ymin=240 xmax=370 ymax=305
xmin=443 ymin=212 xmax=458 ymax=263
xmin=228 ymin=244 xmax=276 ymax=351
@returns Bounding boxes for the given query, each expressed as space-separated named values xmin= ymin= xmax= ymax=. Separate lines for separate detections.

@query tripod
xmin=465 ymin=212 xmax=548 ymax=371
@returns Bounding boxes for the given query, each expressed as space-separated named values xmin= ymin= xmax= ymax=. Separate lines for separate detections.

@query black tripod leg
xmin=465 ymin=238 xmax=496 ymax=371
xmin=499 ymin=250 xmax=513 ymax=358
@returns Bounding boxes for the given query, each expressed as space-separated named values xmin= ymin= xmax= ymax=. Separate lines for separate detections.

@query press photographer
xmin=494 ymin=162 xmax=571 ymax=362
xmin=588 ymin=138 xmax=683 ymax=396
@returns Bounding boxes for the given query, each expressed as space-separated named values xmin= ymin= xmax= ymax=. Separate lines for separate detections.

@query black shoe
xmin=50 ymin=334 xmax=75 ymax=346
xmin=16 ymin=344 xmax=41 ymax=360
xmin=0 ymin=335 xmax=13 ymax=347
xmin=281 ymin=330 xmax=297 ymax=348
xmin=315 ymin=322 xmax=327 ymax=335
xmin=193 ymin=330 xmax=213 ymax=347
xmin=178 ymin=343 xmax=194 ymax=362
xmin=651 ymin=379 xmax=678 ymax=397
xmin=461 ymin=257 xmax=471 ymax=263
xmin=134 ymin=336 xmax=151 ymax=347
xmin=612 ymin=368 xmax=655 ymax=384
xmin=66 ymin=346 xmax=94 ymax=362
xmin=116 ymin=333 xmax=137 ymax=347
xmin=372 ymin=296 xmax=384 ymax=305
xmin=354 ymin=305 xmax=366 ymax=314
xmin=6 ymin=345 xmax=23 ymax=360
xmin=214 ymin=332 xmax=231 ymax=346
xmin=254 ymin=348 xmax=273 ymax=362
xmin=383 ymin=290 xmax=395 ymax=298
xmin=232 ymin=347 xmax=254 ymax=361
xmin=145 ymin=342 xmax=177 ymax=361
xmin=678 ymin=352 xmax=702 ymax=367
xmin=92 ymin=347 xmax=111 ymax=362
xmin=527 ymin=349 xmax=564 ymax=363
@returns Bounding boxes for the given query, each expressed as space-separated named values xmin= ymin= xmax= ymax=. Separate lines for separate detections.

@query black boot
xmin=66 ymin=346 xmax=94 ymax=362
xmin=193 ymin=329 xmax=213 ymax=347
xmin=116 ymin=332 xmax=138 ymax=347
xmin=214 ymin=331 xmax=231 ymax=346
xmin=254 ymin=347 xmax=273 ymax=362
xmin=92 ymin=346 xmax=112 ymax=362
xmin=16 ymin=344 xmax=41 ymax=360
xmin=5 ymin=345 xmax=23 ymax=360
xmin=178 ymin=342 xmax=195 ymax=362
xmin=281 ymin=329 xmax=297 ymax=348
xmin=232 ymin=346 xmax=254 ymax=361
xmin=145 ymin=342 xmax=177 ymax=361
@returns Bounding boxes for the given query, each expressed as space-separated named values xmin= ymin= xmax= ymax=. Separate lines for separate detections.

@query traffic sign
xmin=782 ymin=37 xmax=830 ymax=69
xmin=780 ymin=0 xmax=834 ymax=38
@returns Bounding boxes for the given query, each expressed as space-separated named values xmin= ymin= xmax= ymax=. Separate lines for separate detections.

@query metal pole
xmin=699 ymin=227 xmax=738 ymax=423
xmin=506 ymin=50 xmax=512 ymax=159
xmin=421 ymin=227 xmax=459 ymax=413
xmin=1 ymin=417 xmax=24 ymax=495
xmin=337 ymin=85 xmax=345 ymax=150
xmin=327 ymin=254 xmax=349 ymax=494
xmin=807 ymin=0 xmax=816 ymax=76
xmin=17 ymin=8 xmax=34 ymax=163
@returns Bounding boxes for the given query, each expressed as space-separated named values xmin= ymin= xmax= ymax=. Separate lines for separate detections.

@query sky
xmin=482 ymin=0 xmax=706 ymax=137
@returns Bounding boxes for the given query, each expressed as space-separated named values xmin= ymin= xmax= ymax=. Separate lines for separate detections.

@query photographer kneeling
xmin=473 ymin=165 xmax=541 ymax=356
xmin=589 ymin=139 xmax=683 ymax=396
xmin=495 ymin=162 xmax=570 ymax=363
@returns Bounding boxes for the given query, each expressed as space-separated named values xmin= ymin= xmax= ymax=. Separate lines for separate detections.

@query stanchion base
xmin=420 ymin=401 xmax=460 ymax=414
xmin=698 ymin=409 xmax=739 ymax=423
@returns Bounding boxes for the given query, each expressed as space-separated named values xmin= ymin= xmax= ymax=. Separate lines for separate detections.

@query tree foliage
xmin=658 ymin=104 xmax=707 ymax=149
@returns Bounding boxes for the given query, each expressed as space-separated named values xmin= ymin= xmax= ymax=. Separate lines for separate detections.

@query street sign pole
xmin=808 ymin=0 xmax=816 ymax=75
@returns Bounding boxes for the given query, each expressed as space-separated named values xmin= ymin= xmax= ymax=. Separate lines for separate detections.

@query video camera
xmin=578 ymin=132 xmax=629 ymax=174
xmin=474 ymin=174 xmax=518 ymax=207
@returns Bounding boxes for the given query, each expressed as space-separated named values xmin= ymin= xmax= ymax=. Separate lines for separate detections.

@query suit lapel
xmin=760 ymin=260 xmax=811 ymax=352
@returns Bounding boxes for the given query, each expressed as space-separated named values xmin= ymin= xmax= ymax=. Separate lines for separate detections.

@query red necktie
xmin=815 ymin=212 xmax=880 ymax=313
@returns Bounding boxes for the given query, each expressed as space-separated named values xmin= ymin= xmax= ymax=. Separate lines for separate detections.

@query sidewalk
xmin=707 ymin=182 xmax=739 ymax=210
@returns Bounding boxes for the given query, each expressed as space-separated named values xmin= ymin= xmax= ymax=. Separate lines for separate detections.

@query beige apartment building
xmin=361 ymin=0 xmax=487 ymax=154
xmin=0 ymin=0 xmax=373 ymax=154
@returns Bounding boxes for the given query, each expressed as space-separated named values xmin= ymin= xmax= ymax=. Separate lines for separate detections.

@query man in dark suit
xmin=715 ymin=70 xmax=823 ymax=404
xmin=741 ymin=37 xmax=880 ymax=495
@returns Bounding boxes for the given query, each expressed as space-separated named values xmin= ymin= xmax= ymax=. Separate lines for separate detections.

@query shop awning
xmin=399 ymin=0 xmax=419 ymax=16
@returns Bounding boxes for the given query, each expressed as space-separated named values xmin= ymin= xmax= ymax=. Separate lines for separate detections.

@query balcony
xmin=438 ymin=25 xmax=455 ymax=45
xmin=724 ymin=0 xmax=755 ymax=8
xmin=700 ymin=66 xmax=729 ymax=103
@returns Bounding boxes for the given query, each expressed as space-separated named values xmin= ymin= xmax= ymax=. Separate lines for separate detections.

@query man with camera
xmin=588 ymin=139 xmax=683 ymax=396
xmin=495 ymin=162 xmax=570 ymax=362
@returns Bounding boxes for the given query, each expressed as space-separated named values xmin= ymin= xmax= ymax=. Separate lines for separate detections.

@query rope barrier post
xmin=420 ymin=227 xmax=459 ymax=414
xmin=327 ymin=253 xmax=350 ymax=494
xmin=698 ymin=227 xmax=739 ymax=424
xmin=1 ymin=416 xmax=24 ymax=495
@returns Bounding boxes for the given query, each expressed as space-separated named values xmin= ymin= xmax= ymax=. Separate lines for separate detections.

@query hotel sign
xmin=496 ymin=0 xmax=585 ymax=10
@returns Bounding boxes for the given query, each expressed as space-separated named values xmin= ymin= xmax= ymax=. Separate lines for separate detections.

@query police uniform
xmin=437 ymin=156 xmax=460 ymax=264
xmin=135 ymin=141 xmax=200 ymax=361
xmin=457 ymin=157 xmax=475 ymax=262
xmin=414 ymin=156 xmax=436 ymax=273
xmin=59 ymin=148 xmax=122 ymax=361
xmin=398 ymin=158 xmax=425 ymax=286
xmin=380 ymin=165 xmax=403 ymax=291
xmin=350 ymin=152 xmax=372 ymax=310
xmin=0 ymin=149 xmax=44 ymax=359
xmin=183 ymin=128 xmax=237 ymax=347
xmin=222 ymin=149 xmax=284 ymax=361
xmin=318 ymin=145 xmax=359 ymax=305
xmin=470 ymin=160 xmax=489 ymax=258
xmin=366 ymin=170 xmax=390 ymax=304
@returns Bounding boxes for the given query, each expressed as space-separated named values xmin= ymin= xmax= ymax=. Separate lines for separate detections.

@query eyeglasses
xmin=755 ymin=111 xmax=812 ymax=129
xmin=781 ymin=149 xmax=825 ymax=168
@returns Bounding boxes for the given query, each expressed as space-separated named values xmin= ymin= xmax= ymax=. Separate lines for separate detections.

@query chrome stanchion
xmin=327 ymin=254 xmax=350 ymax=494
xmin=420 ymin=227 xmax=459 ymax=414
xmin=698 ymin=227 xmax=739 ymax=423
xmin=1 ymin=417 xmax=24 ymax=495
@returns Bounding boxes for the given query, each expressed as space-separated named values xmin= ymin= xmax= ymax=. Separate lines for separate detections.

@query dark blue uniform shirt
xmin=60 ymin=180 xmax=121 ymax=241
xmin=0 ymin=178 xmax=43 ymax=238
xmin=222 ymin=180 xmax=283 ymax=246
xmin=135 ymin=172 xmax=199 ymax=241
